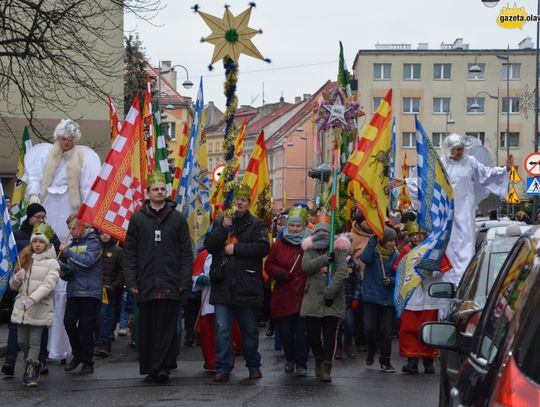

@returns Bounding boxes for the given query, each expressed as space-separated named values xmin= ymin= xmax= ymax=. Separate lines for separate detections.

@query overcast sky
xmin=125 ymin=0 xmax=539 ymax=110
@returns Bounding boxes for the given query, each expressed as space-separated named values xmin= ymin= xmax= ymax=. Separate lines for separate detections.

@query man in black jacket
xmin=204 ymin=184 xmax=270 ymax=382
xmin=123 ymin=174 xmax=193 ymax=383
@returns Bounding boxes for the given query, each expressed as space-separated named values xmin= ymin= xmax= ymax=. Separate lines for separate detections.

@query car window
xmin=475 ymin=238 xmax=535 ymax=364
xmin=457 ymin=250 xmax=484 ymax=301
xmin=514 ymin=268 xmax=540 ymax=385
xmin=487 ymin=252 xmax=509 ymax=293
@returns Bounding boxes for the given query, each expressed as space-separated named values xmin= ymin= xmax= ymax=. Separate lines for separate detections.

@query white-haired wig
xmin=442 ymin=133 xmax=465 ymax=160
xmin=53 ymin=119 xmax=81 ymax=141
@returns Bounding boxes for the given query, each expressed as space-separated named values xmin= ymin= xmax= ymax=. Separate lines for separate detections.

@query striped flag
xmin=77 ymin=95 xmax=145 ymax=242
xmin=107 ymin=95 xmax=122 ymax=141
xmin=153 ymin=111 xmax=173 ymax=195
xmin=171 ymin=123 xmax=189 ymax=201
xmin=343 ymin=89 xmax=392 ymax=240
xmin=10 ymin=127 xmax=33 ymax=229
xmin=0 ymin=182 xmax=18 ymax=300
xmin=394 ymin=117 xmax=454 ymax=315
xmin=242 ymin=130 xmax=272 ymax=218
xmin=142 ymin=73 xmax=155 ymax=173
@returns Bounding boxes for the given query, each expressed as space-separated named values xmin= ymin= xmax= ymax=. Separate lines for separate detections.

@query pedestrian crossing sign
xmin=526 ymin=177 xmax=540 ymax=195
xmin=509 ymin=166 xmax=521 ymax=182
xmin=507 ymin=186 xmax=520 ymax=204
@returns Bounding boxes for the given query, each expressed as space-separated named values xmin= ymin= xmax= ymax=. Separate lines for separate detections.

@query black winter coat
xmin=123 ymin=200 xmax=193 ymax=303
xmin=204 ymin=212 xmax=270 ymax=307
xmin=101 ymin=240 xmax=124 ymax=298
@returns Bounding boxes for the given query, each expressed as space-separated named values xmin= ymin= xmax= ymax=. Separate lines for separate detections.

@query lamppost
xmin=159 ymin=63 xmax=194 ymax=90
xmin=286 ymin=127 xmax=309 ymax=201
xmin=469 ymin=90 xmax=500 ymax=163
xmin=445 ymin=111 xmax=455 ymax=134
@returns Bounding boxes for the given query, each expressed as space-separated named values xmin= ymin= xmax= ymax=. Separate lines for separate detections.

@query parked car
xmin=431 ymin=224 xmax=533 ymax=406
xmin=422 ymin=226 xmax=540 ymax=406
xmin=474 ymin=219 xmax=525 ymax=252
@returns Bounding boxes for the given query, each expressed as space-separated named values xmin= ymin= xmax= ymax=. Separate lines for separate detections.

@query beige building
xmin=353 ymin=37 xmax=538 ymax=199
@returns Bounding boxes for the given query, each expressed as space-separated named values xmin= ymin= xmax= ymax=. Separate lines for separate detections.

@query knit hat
xmin=406 ymin=221 xmax=421 ymax=235
xmin=313 ymin=222 xmax=330 ymax=235
xmin=287 ymin=204 xmax=308 ymax=226
xmin=381 ymin=226 xmax=397 ymax=244
xmin=31 ymin=223 xmax=54 ymax=246
xmin=26 ymin=203 xmax=46 ymax=220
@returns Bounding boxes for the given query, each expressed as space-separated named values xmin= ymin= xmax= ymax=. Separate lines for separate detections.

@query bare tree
xmin=0 ymin=0 xmax=163 ymax=142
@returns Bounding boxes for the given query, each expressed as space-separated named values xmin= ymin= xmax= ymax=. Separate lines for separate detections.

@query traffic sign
xmin=509 ymin=166 xmax=521 ymax=182
xmin=507 ymin=186 xmax=520 ymax=204
xmin=212 ymin=164 xmax=225 ymax=183
xmin=524 ymin=152 xmax=540 ymax=176
xmin=526 ymin=177 xmax=540 ymax=195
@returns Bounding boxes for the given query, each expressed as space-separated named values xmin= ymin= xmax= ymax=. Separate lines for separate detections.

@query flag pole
xmin=328 ymin=127 xmax=341 ymax=280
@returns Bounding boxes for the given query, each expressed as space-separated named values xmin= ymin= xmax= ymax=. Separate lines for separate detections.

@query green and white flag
xmin=153 ymin=112 xmax=173 ymax=196
xmin=338 ymin=41 xmax=352 ymax=98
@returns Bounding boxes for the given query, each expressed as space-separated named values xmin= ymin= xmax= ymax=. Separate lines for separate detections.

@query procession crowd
xmin=1 ymin=120 xmax=514 ymax=388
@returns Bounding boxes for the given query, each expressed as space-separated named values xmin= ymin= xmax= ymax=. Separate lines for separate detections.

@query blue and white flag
xmin=394 ymin=117 xmax=454 ymax=315
xmin=0 ymin=182 xmax=18 ymax=300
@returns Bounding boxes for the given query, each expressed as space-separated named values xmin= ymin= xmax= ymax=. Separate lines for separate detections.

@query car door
xmin=453 ymin=237 xmax=536 ymax=406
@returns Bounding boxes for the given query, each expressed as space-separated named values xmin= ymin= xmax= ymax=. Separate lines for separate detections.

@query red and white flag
xmin=78 ymin=95 xmax=145 ymax=242
xmin=107 ymin=95 xmax=122 ymax=141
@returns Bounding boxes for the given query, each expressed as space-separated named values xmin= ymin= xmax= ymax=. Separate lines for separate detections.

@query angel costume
xmin=23 ymin=119 xmax=101 ymax=360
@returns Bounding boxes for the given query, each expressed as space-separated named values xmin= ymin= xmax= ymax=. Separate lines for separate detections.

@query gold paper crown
xmin=234 ymin=183 xmax=251 ymax=200
xmin=147 ymin=172 xmax=166 ymax=186
xmin=406 ymin=221 xmax=421 ymax=234
xmin=288 ymin=205 xmax=308 ymax=224
xmin=32 ymin=223 xmax=54 ymax=243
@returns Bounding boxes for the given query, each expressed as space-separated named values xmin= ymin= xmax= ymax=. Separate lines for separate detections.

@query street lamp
xmin=469 ymin=90 xmax=500 ymax=164
xmin=159 ymin=63 xmax=194 ymax=89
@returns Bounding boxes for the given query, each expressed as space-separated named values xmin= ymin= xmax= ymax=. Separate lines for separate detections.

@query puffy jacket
xmin=101 ymin=239 xmax=123 ymax=298
xmin=300 ymin=235 xmax=351 ymax=319
xmin=360 ymin=236 xmax=397 ymax=306
xmin=265 ymin=238 xmax=306 ymax=320
xmin=10 ymin=246 xmax=59 ymax=326
xmin=204 ymin=211 xmax=270 ymax=307
xmin=60 ymin=229 xmax=103 ymax=300
xmin=124 ymin=200 xmax=193 ymax=303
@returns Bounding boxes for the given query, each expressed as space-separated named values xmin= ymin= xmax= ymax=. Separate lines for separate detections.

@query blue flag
xmin=0 ymin=182 xmax=19 ymax=300
xmin=394 ymin=117 xmax=454 ymax=315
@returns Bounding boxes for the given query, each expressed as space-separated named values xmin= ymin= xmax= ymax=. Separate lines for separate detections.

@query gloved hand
xmin=351 ymin=299 xmax=360 ymax=311
xmin=22 ymin=297 xmax=35 ymax=310
xmin=382 ymin=276 xmax=391 ymax=287
xmin=327 ymin=252 xmax=335 ymax=264
xmin=13 ymin=269 xmax=26 ymax=283
xmin=29 ymin=195 xmax=40 ymax=204
xmin=324 ymin=298 xmax=334 ymax=307
xmin=196 ymin=274 xmax=209 ymax=286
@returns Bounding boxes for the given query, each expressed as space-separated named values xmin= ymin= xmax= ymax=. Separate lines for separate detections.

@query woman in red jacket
xmin=265 ymin=204 xmax=311 ymax=377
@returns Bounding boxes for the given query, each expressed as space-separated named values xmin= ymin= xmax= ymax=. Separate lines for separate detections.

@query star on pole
xmin=318 ymin=87 xmax=360 ymax=133
xmin=196 ymin=4 xmax=267 ymax=65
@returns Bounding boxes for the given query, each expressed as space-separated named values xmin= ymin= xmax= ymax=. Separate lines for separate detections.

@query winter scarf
xmin=376 ymin=244 xmax=395 ymax=261
xmin=282 ymin=227 xmax=311 ymax=246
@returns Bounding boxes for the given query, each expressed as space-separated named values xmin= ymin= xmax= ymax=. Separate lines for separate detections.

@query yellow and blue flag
xmin=394 ymin=117 xmax=454 ymax=316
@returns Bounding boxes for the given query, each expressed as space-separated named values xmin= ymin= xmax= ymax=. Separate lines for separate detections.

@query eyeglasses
xmin=32 ymin=214 xmax=47 ymax=221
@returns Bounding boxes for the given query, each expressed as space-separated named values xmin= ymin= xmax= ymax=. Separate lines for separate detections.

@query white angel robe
xmin=23 ymin=142 xmax=101 ymax=360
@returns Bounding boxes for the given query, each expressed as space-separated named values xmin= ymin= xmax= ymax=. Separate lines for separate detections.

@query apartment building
xmin=353 ymin=37 xmax=538 ymax=198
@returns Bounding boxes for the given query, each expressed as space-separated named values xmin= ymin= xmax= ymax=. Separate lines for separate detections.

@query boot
xmin=65 ymin=357 xmax=81 ymax=372
xmin=79 ymin=362 xmax=94 ymax=375
xmin=320 ymin=361 xmax=332 ymax=383
xmin=27 ymin=361 xmax=42 ymax=387
xmin=314 ymin=357 xmax=324 ymax=378
xmin=1 ymin=359 xmax=15 ymax=376
xmin=98 ymin=342 xmax=111 ymax=357
xmin=423 ymin=358 xmax=435 ymax=374
xmin=402 ymin=357 xmax=419 ymax=374
xmin=23 ymin=360 xmax=38 ymax=387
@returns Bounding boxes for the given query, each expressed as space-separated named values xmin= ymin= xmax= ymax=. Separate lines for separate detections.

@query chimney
xmin=295 ymin=96 xmax=302 ymax=104
xmin=303 ymin=94 xmax=311 ymax=101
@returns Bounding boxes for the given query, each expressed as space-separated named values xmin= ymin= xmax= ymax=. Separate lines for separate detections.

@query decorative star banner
xmin=318 ymin=87 xmax=360 ymax=134
xmin=195 ymin=3 xmax=269 ymax=65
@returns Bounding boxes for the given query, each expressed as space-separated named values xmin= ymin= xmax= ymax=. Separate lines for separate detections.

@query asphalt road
xmin=0 ymin=327 xmax=438 ymax=407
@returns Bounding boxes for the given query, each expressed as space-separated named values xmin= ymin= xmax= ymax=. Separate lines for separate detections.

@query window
xmin=374 ymin=63 xmax=391 ymax=80
xmin=373 ymin=97 xmax=383 ymax=111
xmin=500 ymin=132 xmax=519 ymax=148
xmin=402 ymin=97 xmax=421 ymax=114
xmin=502 ymin=63 xmax=521 ymax=80
xmin=162 ymin=122 xmax=176 ymax=140
xmin=502 ymin=97 xmax=520 ymax=113
xmin=434 ymin=63 xmax=452 ymax=80
xmin=208 ymin=158 xmax=213 ymax=169
xmin=402 ymin=132 xmax=416 ymax=149
xmin=432 ymin=132 xmax=449 ymax=148
xmin=465 ymin=132 xmax=486 ymax=145
xmin=468 ymin=63 xmax=486 ymax=80
xmin=467 ymin=97 xmax=485 ymax=113
xmin=433 ymin=97 xmax=450 ymax=114
xmin=403 ymin=63 xmax=421 ymax=80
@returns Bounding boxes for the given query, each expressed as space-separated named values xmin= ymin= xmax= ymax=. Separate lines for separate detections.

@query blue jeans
xmin=119 ymin=291 xmax=133 ymax=329
xmin=343 ymin=308 xmax=355 ymax=347
xmin=214 ymin=304 xmax=261 ymax=374
xmin=99 ymin=301 xmax=116 ymax=344
xmin=276 ymin=314 xmax=308 ymax=368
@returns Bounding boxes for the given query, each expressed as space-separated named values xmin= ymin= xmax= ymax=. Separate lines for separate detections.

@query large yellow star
xmin=198 ymin=6 xmax=265 ymax=64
